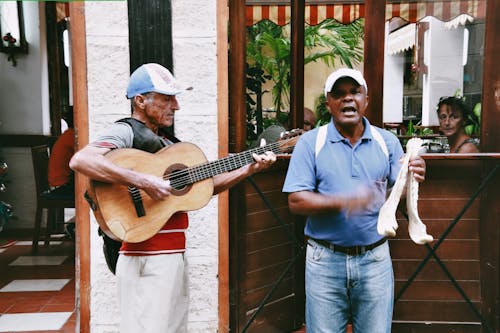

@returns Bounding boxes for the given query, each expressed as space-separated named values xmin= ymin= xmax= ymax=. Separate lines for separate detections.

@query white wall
xmin=85 ymin=1 xmax=219 ymax=332
xmin=0 ymin=2 xmax=48 ymax=135
xmin=422 ymin=16 xmax=466 ymax=126
xmin=172 ymin=1 xmax=219 ymax=331
xmin=0 ymin=2 xmax=49 ymax=230
xmin=84 ymin=2 xmax=128 ymax=330
xmin=383 ymin=22 xmax=404 ymax=124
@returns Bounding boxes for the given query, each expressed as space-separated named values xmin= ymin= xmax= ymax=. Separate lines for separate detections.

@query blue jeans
xmin=305 ymin=239 xmax=394 ymax=333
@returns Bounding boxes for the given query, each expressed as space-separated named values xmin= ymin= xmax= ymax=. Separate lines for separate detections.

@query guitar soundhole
xmin=165 ymin=163 xmax=191 ymax=196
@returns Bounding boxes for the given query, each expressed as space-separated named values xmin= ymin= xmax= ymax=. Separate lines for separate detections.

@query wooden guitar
xmin=85 ymin=131 xmax=301 ymax=243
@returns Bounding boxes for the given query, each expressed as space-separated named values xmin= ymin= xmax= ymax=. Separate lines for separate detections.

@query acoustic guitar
xmin=85 ymin=131 xmax=301 ymax=243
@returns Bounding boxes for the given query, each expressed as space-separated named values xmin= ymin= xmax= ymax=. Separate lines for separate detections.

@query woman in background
xmin=437 ymin=97 xmax=479 ymax=153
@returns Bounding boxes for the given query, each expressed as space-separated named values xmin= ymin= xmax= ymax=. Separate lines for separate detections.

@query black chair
xmin=31 ymin=145 xmax=75 ymax=252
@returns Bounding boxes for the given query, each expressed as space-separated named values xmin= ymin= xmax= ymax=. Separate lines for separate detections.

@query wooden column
xmin=217 ymin=0 xmax=230 ymax=330
xmin=290 ymin=0 xmax=305 ymax=130
xmin=69 ymin=2 xmax=90 ymax=332
xmin=363 ymin=0 xmax=386 ymax=127
xmin=228 ymin=0 xmax=247 ymax=153
xmin=479 ymin=0 xmax=500 ymax=330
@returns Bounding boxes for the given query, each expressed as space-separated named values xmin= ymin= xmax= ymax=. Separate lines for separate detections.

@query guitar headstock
xmin=277 ymin=129 xmax=304 ymax=153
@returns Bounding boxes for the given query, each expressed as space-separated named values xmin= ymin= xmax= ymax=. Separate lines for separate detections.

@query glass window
xmin=383 ymin=1 xmax=486 ymax=153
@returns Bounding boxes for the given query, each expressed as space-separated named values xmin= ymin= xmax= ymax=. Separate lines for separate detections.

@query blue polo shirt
xmin=283 ymin=118 xmax=404 ymax=246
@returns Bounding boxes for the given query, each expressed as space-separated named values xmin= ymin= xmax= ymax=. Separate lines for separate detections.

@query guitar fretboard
xmin=166 ymin=140 xmax=286 ymax=190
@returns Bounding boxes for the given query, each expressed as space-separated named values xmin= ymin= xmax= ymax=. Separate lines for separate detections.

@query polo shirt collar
xmin=328 ymin=117 xmax=374 ymax=143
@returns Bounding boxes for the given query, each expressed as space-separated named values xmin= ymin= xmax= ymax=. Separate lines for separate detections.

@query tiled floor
xmin=0 ymin=238 xmax=75 ymax=333
xmin=0 ymin=237 xmax=351 ymax=333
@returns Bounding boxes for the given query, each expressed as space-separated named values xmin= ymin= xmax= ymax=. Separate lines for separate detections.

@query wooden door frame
xmin=68 ymin=3 xmax=90 ymax=333
xmin=217 ymin=0 xmax=230 ymax=332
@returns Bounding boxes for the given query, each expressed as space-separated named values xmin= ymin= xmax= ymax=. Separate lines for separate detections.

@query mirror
xmin=0 ymin=1 xmax=28 ymax=66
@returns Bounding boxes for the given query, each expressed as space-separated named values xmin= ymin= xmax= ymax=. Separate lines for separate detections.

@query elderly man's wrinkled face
xmin=143 ymin=93 xmax=179 ymax=128
xmin=326 ymin=77 xmax=368 ymax=128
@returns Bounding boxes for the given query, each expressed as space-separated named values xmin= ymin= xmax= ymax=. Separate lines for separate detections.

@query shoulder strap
xmin=370 ymin=125 xmax=389 ymax=158
xmin=315 ymin=125 xmax=328 ymax=158
xmin=315 ymin=124 xmax=389 ymax=159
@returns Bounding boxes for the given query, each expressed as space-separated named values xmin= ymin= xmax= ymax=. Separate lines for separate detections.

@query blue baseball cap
xmin=126 ymin=63 xmax=188 ymax=99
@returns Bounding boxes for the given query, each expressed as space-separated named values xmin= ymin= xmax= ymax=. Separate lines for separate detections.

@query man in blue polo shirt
xmin=283 ymin=68 xmax=426 ymax=333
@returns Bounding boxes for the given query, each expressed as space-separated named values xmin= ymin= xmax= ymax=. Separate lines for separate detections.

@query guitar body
xmin=87 ymin=142 xmax=214 ymax=243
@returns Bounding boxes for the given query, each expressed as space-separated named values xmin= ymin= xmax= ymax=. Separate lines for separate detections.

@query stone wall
xmin=85 ymin=1 xmax=219 ymax=332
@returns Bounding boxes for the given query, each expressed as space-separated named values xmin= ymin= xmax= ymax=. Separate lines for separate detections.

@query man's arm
xmin=69 ymin=145 xmax=171 ymax=201
xmin=288 ymin=190 xmax=372 ymax=216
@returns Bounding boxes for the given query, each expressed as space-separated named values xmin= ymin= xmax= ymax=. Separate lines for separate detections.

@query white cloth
xmin=116 ymin=253 xmax=188 ymax=333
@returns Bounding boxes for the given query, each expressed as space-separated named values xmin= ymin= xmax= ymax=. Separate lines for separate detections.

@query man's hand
xmin=139 ymin=174 xmax=172 ymax=201
xmin=408 ymin=156 xmax=426 ymax=182
xmin=250 ymin=151 xmax=277 ymax=173
xmin=212 ymin=151 xmax=277 ymax=195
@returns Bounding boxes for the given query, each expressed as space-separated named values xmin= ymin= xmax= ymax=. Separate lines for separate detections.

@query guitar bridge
xmin=127 ymin=185 xmax=145 ymax=217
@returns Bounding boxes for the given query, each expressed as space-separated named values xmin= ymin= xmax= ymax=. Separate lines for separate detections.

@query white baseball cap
xmin=126 ymin=63 xmax=190 ymax=99
xmin=324 ymin=68 xmax=368 ymax=97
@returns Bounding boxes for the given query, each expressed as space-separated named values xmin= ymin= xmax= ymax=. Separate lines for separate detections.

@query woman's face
xmin=438 ymin=105 xmax=465 ymax=137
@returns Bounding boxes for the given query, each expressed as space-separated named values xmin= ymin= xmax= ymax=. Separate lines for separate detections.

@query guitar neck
xmin=168 ymin=140 xmax=286 ymax=189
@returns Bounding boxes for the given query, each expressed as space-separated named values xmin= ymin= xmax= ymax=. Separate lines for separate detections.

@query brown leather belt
xmin=308 ymin=237 xmax=387 ymax=256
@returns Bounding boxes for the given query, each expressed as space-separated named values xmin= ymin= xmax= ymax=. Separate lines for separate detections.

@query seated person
xmin=45 ymin=109 xmax=75 ymax=238
xmin=303 ymin=107 xmax=316 ymax=131
xmin=47 ymin=109 xmax=75 ymax=199
xmin=437 ymin=96 xmax=479 ymax=153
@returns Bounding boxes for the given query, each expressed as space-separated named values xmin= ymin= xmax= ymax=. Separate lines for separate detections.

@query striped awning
xmin=385 ymin=1 xmax=485 ymax=23
xmin=246 ymin=1 xmax=486 ymax=26
xmin=246 ymin=4 xmax=364 ymax=26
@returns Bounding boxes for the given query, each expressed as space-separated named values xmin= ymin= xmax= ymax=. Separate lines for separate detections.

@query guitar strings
xmin=127 ymin=135 xmax=296 ymax=195
xmin=164 ymin=140 xmax=285 ymax=188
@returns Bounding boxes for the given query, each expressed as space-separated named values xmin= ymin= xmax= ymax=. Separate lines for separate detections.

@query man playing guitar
xmin=70 ymin=63 xmax=276 ymax=333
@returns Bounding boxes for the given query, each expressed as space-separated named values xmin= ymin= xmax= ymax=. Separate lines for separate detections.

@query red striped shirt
xmin=120 ymin=212 xmax=189 ymax=255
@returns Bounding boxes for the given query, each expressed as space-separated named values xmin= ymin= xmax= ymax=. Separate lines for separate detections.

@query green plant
xmin=464 ymin=102 xmax=481 ymax=136
xmin=315 ymin=93 xmax=330 ymax=126
xmin=445 ymin=90 xmax=481 ymax=137
xmin=245 ymin=19 xmax=365 ymax=142
xmin=246 ymin=21 xmax=290 ymax=126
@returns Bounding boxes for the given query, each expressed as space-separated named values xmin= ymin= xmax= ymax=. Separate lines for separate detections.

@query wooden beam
xmin=363 ymin=0 xmax=386 ymax=126
xmin=45 ymin=2 xmax=60 ymax=136
xmin=290 ymin=0 xmax=305 ymax=130
xmin=229 ymin=0 xmax=247 ymax=153
xmin=68 ymin=3 xmax=90 ymax=333
xmin=217 ymin=0 xmax=230 ymax=331
xmin=479 ymin=0 xmax=500 ymax=329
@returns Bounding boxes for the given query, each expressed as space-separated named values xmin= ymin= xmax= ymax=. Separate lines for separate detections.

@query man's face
xmin=303 ymin=110 xmax=315 ymax=131
xmin=144 ymin=93 xmax=179 ymax=128
xmin=325 ymin=77 xmax=368 ymax=128
xmin=438 ymin=106 xmax=464 ymax=137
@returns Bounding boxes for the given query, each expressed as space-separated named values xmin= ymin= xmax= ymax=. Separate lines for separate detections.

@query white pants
xmin=116 ymin=253 xmax=188 ymax=333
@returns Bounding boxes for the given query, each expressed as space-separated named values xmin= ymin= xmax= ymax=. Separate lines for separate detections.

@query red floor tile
xmin=0 ymin=238 xmax=76 ymax=331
